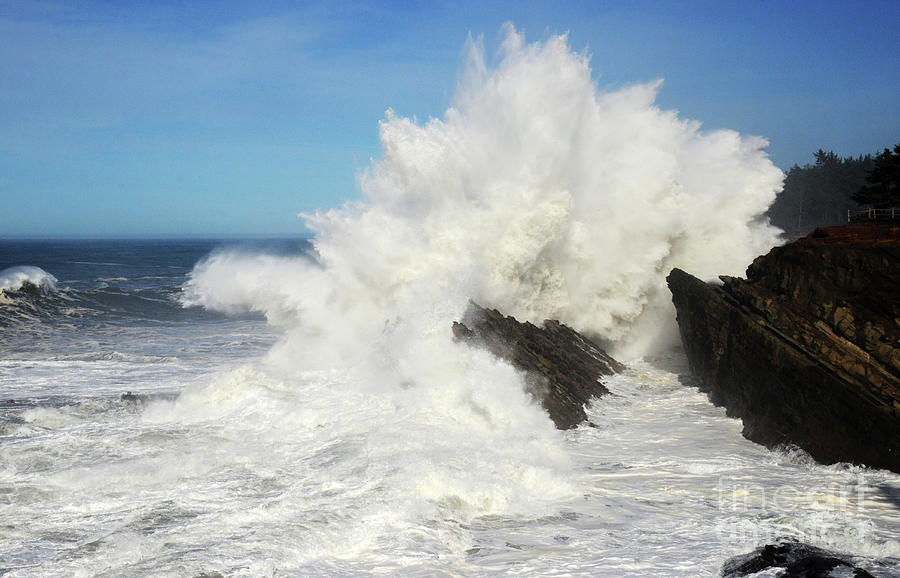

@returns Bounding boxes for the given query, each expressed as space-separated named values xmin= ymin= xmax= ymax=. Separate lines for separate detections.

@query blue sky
xmin=1 ymin=0 xmax=897 ymax=238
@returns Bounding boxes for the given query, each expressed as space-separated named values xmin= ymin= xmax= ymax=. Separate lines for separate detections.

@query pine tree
xmin=766 ymin=149 xmax=875 ymax=236
xmin=852 ymin=144 xmax=900 ymax=208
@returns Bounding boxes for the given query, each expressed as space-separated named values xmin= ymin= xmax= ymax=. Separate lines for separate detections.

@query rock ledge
xmin=667 ymin=225 xmax=900 ymax=472
xmin=452 ymin=302 xmax=623 ymax=429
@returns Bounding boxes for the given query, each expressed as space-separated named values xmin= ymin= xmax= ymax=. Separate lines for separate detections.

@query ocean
xmin=1 ymin=239 xmax=898 ymax=577
xmin=3 ymin=26 xmax=899 ymax=577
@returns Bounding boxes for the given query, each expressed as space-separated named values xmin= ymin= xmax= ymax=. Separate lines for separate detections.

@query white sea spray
xmin=174 ymin=25 xmax=793 ymax=565
xmin=185 ymin=25 xmax=783 ymax=362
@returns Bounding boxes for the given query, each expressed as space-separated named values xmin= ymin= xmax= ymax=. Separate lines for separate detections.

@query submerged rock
xmin=120 ymin=391 xmax=178 ymax=405
xmin=722 ymin=541 xmax=875 ymax=577
xmin=667 ymin=225 xmax=900 ymax=472
xmin=452 ymin=302 xmax=623 ymax=429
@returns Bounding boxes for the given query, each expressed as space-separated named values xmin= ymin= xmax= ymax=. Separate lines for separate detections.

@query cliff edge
xmin=667 ymin=225 xmax=900 ymax=472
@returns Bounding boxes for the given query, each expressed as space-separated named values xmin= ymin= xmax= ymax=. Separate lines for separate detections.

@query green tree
xmin=767 ymin=149 xmax=874 ymax=237
xmin=852 ymin=144 xmax=900 ymax=208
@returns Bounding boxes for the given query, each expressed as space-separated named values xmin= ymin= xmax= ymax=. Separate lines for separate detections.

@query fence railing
xmin=847 ymin=207 xmax=900 ymax=223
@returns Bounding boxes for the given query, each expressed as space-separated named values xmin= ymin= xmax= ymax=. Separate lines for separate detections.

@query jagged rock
xmin=667 ymin=225 xmax=900 ymax=472
xmin=722 ymin=541 xmax=875 ymax=577
xmin=452 ymin=302 xmax=623 ymax=429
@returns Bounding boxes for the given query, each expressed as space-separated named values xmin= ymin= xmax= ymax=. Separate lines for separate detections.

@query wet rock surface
xmin=722 ymin=541 xmax=875 ymax=577
xmin=452 ymin=302 xmax=623 ymax=429
xmin=668 ymin=225 xmax=900 ymax=472
xmin=120 ymin=391 xmax=179 ymax=405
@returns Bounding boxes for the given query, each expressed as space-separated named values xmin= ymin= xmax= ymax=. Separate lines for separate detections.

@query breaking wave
xmin=178 ymin=27 xmax=787 ymax=530
xmin=185 ymin=25 xmax=783 ymax=359
xmin=0 ymin=266 xmax=58 ymax=300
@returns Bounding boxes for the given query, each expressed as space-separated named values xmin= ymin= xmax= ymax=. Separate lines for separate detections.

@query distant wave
xmin=0 ymin=264 xmax=193 ymax=329
xmin=0 ymin=266 xmax=58 ymax=299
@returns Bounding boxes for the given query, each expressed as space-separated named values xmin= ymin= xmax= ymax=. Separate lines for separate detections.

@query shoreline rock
xmin=722 ymin=540 xmax=876 ymax=577
xmin=120 ymin=391 xmax=179 ymax=405
xmin=667 ymin=225 xmax=900 ymax=472
xmin=452 ymin=302 xmax=623 ymax=429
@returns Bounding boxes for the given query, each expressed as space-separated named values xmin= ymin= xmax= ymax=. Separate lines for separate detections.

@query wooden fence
xmin=847 ymin=208 xmax=900 ymax=223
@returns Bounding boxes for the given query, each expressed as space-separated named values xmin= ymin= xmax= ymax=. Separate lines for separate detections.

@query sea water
xmin=2 ymin=27 xmax=898 ymax=577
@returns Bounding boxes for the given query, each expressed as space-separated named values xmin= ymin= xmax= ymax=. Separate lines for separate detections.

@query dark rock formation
xmin=452 ymin=302 xmax=623 ymax=429
xmin=120 ymin=391 xmax=179 ymax=405
xmin=667 ymin=225 xmax=900 ymax=472
xmin=722 ymin=541 xmax=875 ymax=577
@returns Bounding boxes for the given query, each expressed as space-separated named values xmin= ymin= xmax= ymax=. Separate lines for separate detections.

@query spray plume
xmin=185 ymin=24 xmax=783 ymax=361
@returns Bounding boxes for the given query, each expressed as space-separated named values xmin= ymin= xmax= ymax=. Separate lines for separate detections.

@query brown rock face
xmin=452 ymin=302 xmax=623 ymax=429
xmin=667 ymin=225 xmax=900 ymax=472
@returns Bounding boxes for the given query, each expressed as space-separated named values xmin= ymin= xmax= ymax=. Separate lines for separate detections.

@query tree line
xmin=766 ymin=143 xmax=899 ymax=238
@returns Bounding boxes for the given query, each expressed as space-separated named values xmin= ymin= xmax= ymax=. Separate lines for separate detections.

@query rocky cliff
xmin=667 ymin=225 xmax=900 ymax=472
xmin=452 ymin=302 xmax=623 ymax=429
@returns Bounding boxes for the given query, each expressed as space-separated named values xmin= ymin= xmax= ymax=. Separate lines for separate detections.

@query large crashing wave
xmin=178 ymin=26 xmax=788 ymax=539
xmin=185 ymin=25 xmax=783 ymax=360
